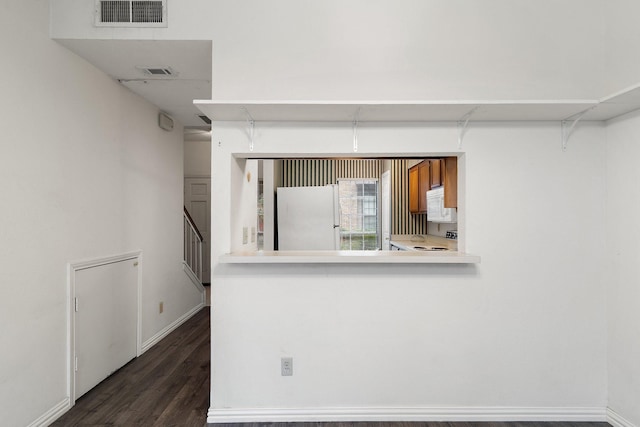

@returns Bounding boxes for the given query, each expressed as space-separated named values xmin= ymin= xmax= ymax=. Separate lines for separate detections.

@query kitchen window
xmin=338 ymin=179 xmax=378 ymax=250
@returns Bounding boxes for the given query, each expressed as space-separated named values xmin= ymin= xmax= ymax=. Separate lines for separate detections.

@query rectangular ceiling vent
xmin=198 ymin=115 xmax=212 ymax=125
xmin=140 ymin=67 xmax=175 ymax=76
xmin=95 ymin=1 xmax=167 ymax=27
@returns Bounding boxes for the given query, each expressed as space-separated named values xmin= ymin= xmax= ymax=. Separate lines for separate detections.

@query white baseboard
xmin=141 ymin=302 xmax=204 ymax=354
xmin=608 ymin=408 xmax=637 ymax=427
xmin=26 ymin=398 xmax=70 ymax=427
xmin=207 ymin=406 xmax=607 ymax=423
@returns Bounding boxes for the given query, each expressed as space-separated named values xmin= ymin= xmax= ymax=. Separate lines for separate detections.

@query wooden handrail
xmin=183 ymin=206 xmax=204 ymax=242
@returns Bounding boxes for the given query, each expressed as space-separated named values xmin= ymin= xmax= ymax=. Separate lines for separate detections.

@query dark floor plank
xmin=52 ymin=308 xmax=210 ymax=427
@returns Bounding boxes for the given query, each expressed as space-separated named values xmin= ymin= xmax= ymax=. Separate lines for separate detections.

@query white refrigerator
xmin=277 ymin=185 xmax=340 ymax=250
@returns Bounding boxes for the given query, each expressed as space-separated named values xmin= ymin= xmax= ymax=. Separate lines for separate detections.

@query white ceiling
xmin=57 ymin=39 xmax=212 ymax=129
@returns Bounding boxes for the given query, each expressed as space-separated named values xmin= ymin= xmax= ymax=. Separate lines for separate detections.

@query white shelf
xmin=582 ymin=84 xmax=640 ymax=120
xmin=219 ymin=250 xmax=481 ymax=264
xmin=195 ymin=99 xmax=598 ymax=122
xmin=195 ymin=86 xmax=640 ymax=123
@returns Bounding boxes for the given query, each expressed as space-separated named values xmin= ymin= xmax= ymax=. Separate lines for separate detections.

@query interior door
xmin=184 ymin=177 xmax=211 ymax=283
xmin=74 ymin=258 xmax=138 ymax=399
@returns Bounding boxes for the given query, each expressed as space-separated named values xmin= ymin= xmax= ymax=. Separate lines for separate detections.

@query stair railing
xmin=183 ymin=206 xmax=203 ymax=283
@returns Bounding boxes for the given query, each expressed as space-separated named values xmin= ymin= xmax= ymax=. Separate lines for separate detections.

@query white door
xmin=74 ymin=258 xmax=138 ymax=399
xmin=184 ymin=177 xmax=211 ymax=283
xmin=381 ymin=171 xmax=391 ymax=250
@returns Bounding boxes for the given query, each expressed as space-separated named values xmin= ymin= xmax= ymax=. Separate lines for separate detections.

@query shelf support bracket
xmin=457 ymin=107 xmax=479 ymax=149
xmin=352 ymin=107 xmax=361 ymax=152
xmin=561 ymin=106 xmax=595 ymax=151
xmin=242 ymin=107 xmax=255 ymax=152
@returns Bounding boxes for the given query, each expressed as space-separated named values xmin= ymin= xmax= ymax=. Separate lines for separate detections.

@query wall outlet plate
xmin=281 ymin=357 xmax=293 ymax=376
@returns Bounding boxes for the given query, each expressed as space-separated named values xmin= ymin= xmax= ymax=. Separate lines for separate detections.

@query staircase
xmin=183 ymin=206 xmax=203 ymax=285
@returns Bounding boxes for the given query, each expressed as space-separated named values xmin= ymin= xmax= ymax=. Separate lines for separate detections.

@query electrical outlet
xmin=242 ymin=227 xmax=248 ymax=244
xmin=159 ymin=302 xmax=164 ymax=314
xmin=251 ymin=226 xmax=256 ymax=243
xmin=281 ymin=357 xmax=293 ymax=376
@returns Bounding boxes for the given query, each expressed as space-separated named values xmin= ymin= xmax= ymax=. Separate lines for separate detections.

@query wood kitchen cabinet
xmin=430 ymin=159 xmax=443 ymax=188
xmin=418 ymin=160 xmax=430 ymax=212
xmin=409 ymin=157 xmax=457 ymax=213
xmin=408 ymin=164 xmax=420 ymax=213
xmin=442 ymin=157 xmax=457 ymax=208
xmin=409 ymin=160 xmax=430 ymax=214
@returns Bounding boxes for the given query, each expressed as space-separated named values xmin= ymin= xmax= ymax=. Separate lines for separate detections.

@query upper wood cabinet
xmin=418 ymin=161 xmax=430 ymax=213
xmin=408 ymin=165 xmax=420 ymax=213
xmin=430 ymin=159 xmax=442 ymax=188
xmin=443 ymin=157 xmax=457 ymax=208
xmin=409 ymin=157 xmax=457 ymax=214
xmin=409 ymin=160 xmax=430 ymax=214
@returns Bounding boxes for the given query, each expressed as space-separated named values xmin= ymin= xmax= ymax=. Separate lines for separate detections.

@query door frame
xmin=67 ymin=250 xmax=142 ymax=405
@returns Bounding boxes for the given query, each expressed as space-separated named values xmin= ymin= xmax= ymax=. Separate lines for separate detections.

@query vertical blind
xmin=390 ymin=159 xmax=428 ymax=235
xmin=281 ymin=159 xmax=383 ymax=187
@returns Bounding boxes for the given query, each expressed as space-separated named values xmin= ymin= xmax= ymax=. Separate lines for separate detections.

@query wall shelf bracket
xmin=561 ymin=106 xmax=596 ymax=151
xmin=352 ymin=107 xmax=361 ymax=152
xmin=457 ymin=107 xmax=479 ymax=149
xmin=242 ymin=107 xmax=255 ymax=151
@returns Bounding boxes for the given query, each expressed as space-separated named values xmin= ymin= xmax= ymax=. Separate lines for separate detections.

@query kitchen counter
xmin=389 ymin=235 xmax=457 ymax=252
xmin=219 ymin=250 xmax=479 ymax=264
xmin=219 ymin=234 xmax=478 ymax=264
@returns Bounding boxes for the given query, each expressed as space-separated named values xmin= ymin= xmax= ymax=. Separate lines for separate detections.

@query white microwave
xmin=426 ymin=187 xmax=457 ymax=223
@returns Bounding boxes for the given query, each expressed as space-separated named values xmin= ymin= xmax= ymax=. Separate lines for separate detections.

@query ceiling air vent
xmin=95 ymin=0 xmax=167 ymax=27
xmin=198 ymin=115 xmax=212 ymax=125
xmin=135 ymin=66 xmax=178 ymax=78
xmin=141 ymin=67 xmax=174 ymax=76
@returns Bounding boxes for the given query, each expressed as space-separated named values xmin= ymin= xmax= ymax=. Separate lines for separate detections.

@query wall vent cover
xmin=95 ymin=0 xmax=167 ymax=27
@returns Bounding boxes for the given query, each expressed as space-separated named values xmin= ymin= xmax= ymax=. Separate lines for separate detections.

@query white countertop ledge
xmin=219 ymin=250 xmax=481 ymax=264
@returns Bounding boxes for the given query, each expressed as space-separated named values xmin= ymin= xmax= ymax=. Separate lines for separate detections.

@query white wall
xmin=228 ymin=157 xmax=259 ymax=252
xmin=204 ymin=1 xmax=640 ymax=423
xmin=209 ymin=121 xmax=608 ymax=419
xmin=604 ymin=0 xmax=640 ymax=94
xmin=605 ymin=111 xmax=640 ymax=426
xmin=209 ymin=0 xmax=605 ymax=101
xmin=0 ymin=2 xmax=203 ymax=425
xmin=184 ymin=137 xmax=212 ymax=177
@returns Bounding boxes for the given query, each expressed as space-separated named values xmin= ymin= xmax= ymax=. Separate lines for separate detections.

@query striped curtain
xmin=390 ymin=159 xmax=428 ymax=235
xmin=281 ymin=159 xmax=383 ymax=186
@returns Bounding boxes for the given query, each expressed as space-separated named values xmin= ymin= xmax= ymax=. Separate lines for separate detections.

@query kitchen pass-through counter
xmin=220 ymin=235 xmax=479 ymax=264
xmin=389 ymin=234 xmax=457 ymax=252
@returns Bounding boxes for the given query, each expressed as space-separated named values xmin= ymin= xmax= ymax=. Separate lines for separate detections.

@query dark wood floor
xmin=53 ymin=308 xmax=210 ymax=427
